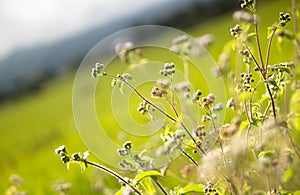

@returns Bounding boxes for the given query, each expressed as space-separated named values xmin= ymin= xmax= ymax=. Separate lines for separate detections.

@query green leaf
xmin=134 ymin=170 xmax=164 ymax=182
xmin=177 ymin=184 xmax=204 ymax=195
xmin=239 ymin=120 xmax=249 ymax=132
xmin=114 ymin=187 xmax=125 ymax=195
xmin=118 ymin=81 xmax=124 ymax=94
xmin=140 ymin=177 xmax=156 ymax=194
xmin=111 ymin=78 xmax=117 ymax=87
xmin=294 ymin=191 xmax=300 ymax=195
xmin=258 ymin=150 xmax=274 ymax=158
xmin=247 ymin=32 xmax=257 ymax=38
xmin=268 ymin=79 xmax=277 ymax=87
xmin=260 ymin=94 xmax=270 ymax=104
xmin=282 ymin=167 xmax=293 ymax=183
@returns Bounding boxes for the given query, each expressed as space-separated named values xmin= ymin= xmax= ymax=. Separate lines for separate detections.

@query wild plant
xmin=56 ymin=0 xmax=300 ymax=194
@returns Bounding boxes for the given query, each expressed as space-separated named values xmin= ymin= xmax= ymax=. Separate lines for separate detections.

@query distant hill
xmin=0 ymin=0 xmax=238 ymax=99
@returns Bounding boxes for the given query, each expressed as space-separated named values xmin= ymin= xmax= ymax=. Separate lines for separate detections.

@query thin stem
xmin=86 ymin=161 xmax=141 ymax=195
xmin=243 ymin=43 xmax=265 ymax=78
xmin=154 ymin=180 xmax=168 ymax=195
xmin=179 ymin=147 xmax=199 ymax=166
xmin=284 ymin=129 xmax=300 ymax=159
xmin=180 ymin=122 xmax=206 ymax=155
xmin=243 ymin=43 xmax=277 ymax=120
xmin=292 ymin=0 xmax=300 ymax=59
xmin=244 ymin=100 xmax=251 ymax=124
xmin=105 ymin=73 xmax=207 ymax=155
xmin=265 ymin=29 xmax=276 ymax=74
xmin=265 ymin=83 xmax=277 ymax=120
xmin=218 ymin=140 xmax=227 ymax=164
xmin=292 ymin=0 xmax=299 ymax=34
xmin=253 ymin=0 xmax=265 ymax=69
xmin=245 ymin=125 xmax=251 ymax=157
xmin=222 ymin=175 xmax=239 ymax=195
xmin=165 ymin=96 xmax=179 ymax=118
xmin=106 ymin=73 xmax=177 ymax=122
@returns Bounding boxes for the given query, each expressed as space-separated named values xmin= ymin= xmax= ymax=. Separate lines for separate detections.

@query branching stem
xmin=86 ymin=161 xmax=141 ymax=195
xmin=180 ymin=147 xmax=199 ymax=166
xmin=104 ymin=73 xmax=207 ymax=155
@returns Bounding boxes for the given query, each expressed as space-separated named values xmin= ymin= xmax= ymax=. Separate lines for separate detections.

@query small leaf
xmin=260 ymin=94 xmax=270 ymax=104
xmin=114 ymin=187 xmax=125 ymax=195
xmin=258 ymin=150 xmax=274 ymax=158
xmin=247 ymin=32 xmax=257 ymax=38
xmin=140 ymin=177 xmax=156 ymax=194
xmin=111 ymin=78 xmax=117 ymax=87
xmin=79 ymin=161 xmax=87 ymax=173
xmin=118 ymin=82 xmax=124 ymax=94
xmin=239 ymin=120 xmax=249 ymax=132
xmin=177 ymin=184 xmax=204 ymax=194
xmin=268 ymin=80 xmax=277 ymax=87
xmin=134 ymin=170 xmax=164 ymax=182
xmin=282 ymin=167 xmax=293 ymax=183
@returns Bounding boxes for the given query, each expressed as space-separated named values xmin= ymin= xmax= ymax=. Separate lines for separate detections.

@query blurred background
xmin=1 ymin=0 xmax=291 ymax=194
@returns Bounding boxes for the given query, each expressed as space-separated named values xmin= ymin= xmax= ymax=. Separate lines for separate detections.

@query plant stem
xmin=292 ymin=0 xmax=300 ymax=59
xmin=292 ymin=0 xmax=299 ymax=34
xmin=180 ymin=122 xmax=206 ymax=155
xmin=179 ymin=147 xmax=199 ymax=166
xmin=265 ymin=83 xmax=277 ymax=120
xmin=105 ymin=73 xmax=207 ymax=155
xmin=253 ymin=0 xmax=265 ymax=68
xmin=154 ymin=180 xmax=168 ymax=195
xmin=165 ymin=96 xmax=179 ymax=118
xmin=86 ymin=161 xmax=141 ymax=195
xmin=107 ymin=73 xmax=177 ymax=122
xmin=265 ymin=29 xmax=276 ymax=74
xmin=243 ymin=43 xmax=277 ymax=120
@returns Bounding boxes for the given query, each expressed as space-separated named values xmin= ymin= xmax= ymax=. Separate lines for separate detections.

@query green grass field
xmin=0 ymin=0 xmax=294 ymax=194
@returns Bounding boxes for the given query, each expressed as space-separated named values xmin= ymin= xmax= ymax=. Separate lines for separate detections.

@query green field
xmin=0 ymin=0 xmax=295 ymax=194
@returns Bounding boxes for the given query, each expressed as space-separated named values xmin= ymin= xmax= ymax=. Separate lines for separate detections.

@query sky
xmin=0 ymin=0 xmax=171 ymax=60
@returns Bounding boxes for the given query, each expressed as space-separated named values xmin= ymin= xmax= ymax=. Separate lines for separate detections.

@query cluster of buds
xmin=55 ymin=145 xmax=89 ymax=166
xmin=212 ymin=102 xmax=223 ymax=111
xmin=117 ymin=141 xmax=155 ymax=171
xmin=202 ymin=93 xmax=216 ymax=107
xmin=157 ymin=129 xmax=186 ymax=156
xmin=172 ymin=35 xmax=189 ymax=45
xmin=238 ymin=72 xmax=255 ymax=93
xmin=279 ymin=12 xmax=291 ymax=27
xmin=233 ymin=10 xmax=254 ymax=23
xmin=52 ymin=180 xmax=72 ymax=194
xmin=267 ymin=62 xmax=294 ymax=73
xmin=151 ymin=87 xmax=167 ymax=98
xmin=192 ymin=125 xmax=206 ymax=139
xmin=239 ymin=49 xmax=252 ymax=64
xmin=114 ymin=42 xmax=142 ymax=64
xmin=170 ymin=34 xmax=213 ymax=56
xmin=201 ymin=114 xmax=216 ymax=123
xmin=204 ymin=182 xmax=219 ymax=195
xmin=91 ymin=63 xmax=105 ymax=78
xmin=117 ymin=141 xmax=132 ymax=157
xmin=137 ymin=101 xmax=151 ymax=114
xmin=226 ymin=97 xmax=235 ymax=109
xmin=191 ymin=90 xmax=202 ymax=102
xmin=159 ymin=62 xmax=175 ymax=76
xmin=230 ymin=24 xmax=242 ymax=37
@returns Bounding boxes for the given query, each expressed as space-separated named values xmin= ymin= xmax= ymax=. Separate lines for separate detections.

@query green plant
xmin=56 ymin=0 xmax=300 ymax=194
